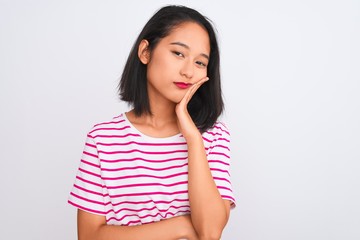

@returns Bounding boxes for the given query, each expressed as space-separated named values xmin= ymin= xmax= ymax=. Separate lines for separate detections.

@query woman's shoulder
xmin=207 ymin=121 xmax=230 ymax=134
xmin=87 ymin=113 xmax=128 ymax=136
xmin=202 ymin=121 xmax=231 ymax=141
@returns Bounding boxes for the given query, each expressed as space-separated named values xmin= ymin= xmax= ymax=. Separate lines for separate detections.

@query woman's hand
xmin=175 ymin=77 xmax=209 ymax=139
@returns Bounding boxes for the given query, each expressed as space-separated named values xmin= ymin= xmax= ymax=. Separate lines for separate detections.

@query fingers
xmin=192 ymin=76 xmax=209 ymax=92
xmin=183 ymin=77 xmax=209 ymax=103
xmin=194 ymin=76 xmax=209 ymax=87
xmin=175 ymin=77 xmax=209 ymax=131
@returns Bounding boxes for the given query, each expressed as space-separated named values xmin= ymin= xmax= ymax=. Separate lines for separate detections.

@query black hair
xmin=119 ymin=5 xmax=223 ymax=133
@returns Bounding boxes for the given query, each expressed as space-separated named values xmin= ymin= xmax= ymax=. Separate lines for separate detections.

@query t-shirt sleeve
xmin=68 ymin=133 xmax=108 ymax=215
xmin=207 ymin=123 xmax=236 ymax=208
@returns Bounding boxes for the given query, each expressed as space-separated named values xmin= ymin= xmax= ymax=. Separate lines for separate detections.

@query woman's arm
xmin=176 ymin=77 xmax=231 ymax=240
xmin=186 ymin=134 xmax=231 ymax=240
xmin=77 ymin=209 xmax=198 ymax=240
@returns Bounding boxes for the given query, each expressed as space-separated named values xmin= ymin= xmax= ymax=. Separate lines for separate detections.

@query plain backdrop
xmin=1 ymin=0 xmax=359 ymax=239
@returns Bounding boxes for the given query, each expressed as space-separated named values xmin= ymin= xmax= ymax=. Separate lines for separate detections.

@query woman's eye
xmin=172 ymin=51 xmax=184 ymax=57
xmin=196 ymin=61 xmax=207 ymax=67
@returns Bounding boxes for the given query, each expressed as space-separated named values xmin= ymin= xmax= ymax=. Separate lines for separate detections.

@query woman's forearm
xmin=186 ymin=133 xmax=229 ymax=240
xmin=174 ymin=77 xmax=230 ymax=239
xmin=78 ymin=210 xmax=198 ymax=240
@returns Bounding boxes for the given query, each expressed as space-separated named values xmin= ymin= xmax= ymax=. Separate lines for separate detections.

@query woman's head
xmin=119 ymin=5 xmax=223 ymax=132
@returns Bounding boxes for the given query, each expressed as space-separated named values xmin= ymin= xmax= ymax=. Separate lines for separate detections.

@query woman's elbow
xmin=198 ymin=230 xmax=223 ymax=240
xmin=197 ymin=224 xmax=225 ymax=240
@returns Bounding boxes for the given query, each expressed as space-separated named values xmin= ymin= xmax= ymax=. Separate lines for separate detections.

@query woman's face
xmin=142 ymin=21 xmax=210 ymax=105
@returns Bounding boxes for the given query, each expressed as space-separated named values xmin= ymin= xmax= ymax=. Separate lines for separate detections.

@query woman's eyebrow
xmin=170 ymin=42 xmax=209 ymax=60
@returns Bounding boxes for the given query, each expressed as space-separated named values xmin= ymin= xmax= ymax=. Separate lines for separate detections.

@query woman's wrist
xmin=183 ymin=131 xmax=203 ymax=145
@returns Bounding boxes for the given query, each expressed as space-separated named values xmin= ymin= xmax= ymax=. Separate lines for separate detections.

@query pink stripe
xmin=221 ymin=195 xmax=236 ymax=203
xmin=217 ymin=186 xmax=232 ymax=192
xmin=107 ymin=210 xmax=191 ymax=223
xmin=205 ymin=144 xmax=230 ymax=151
xmin=100 ymin=156 xmax=187 ymax=163
xmin=89 ymin=126 xmax=131 ymax=134
xmin=98 ymin=149 xmax=187 ymax=155
xmin=213 ymin=125 xmax=230 ymax=135
xmin=81 ymin=159 xmax=100 ymax=168
xmin=106 ymin=181 xmax=188 ymax=190
xmin=70 ymin=197 xmax=189 ymax=209
xmin=91 ymin=133 xmax=141 ymax=138
xmin=209 ymin=152 xmax=230 ymax=159
xmin=102 ymin=171 xmax=188 ymax=181
xmin=71 ymin=187 xmax=113 ymax=206
xmin=69 ymin=198 xmax=193 ymax=219
xmin=203 ymin=136 xmax=230 ymax=143
xmin=101 ymin=163 xmax=188 ymax=172
xmin=218 ymin=137 xmax=230 ymax=143
xmin=74 ymin=184 xmax=108 ymax=197
xmin=208 ymin=160 xmax=230 ymax=166
xmin=87 ymin=134 xmax=95 ymax=139
xmin=79 ymin=168 xmax=101 ymax=178
xmin=214 ymin=145 xmax=230 ymax=151
xmin=68 ymin=200 xmax=106 ymax=215
xmin=202 ymin=136 xmax=213 ymax=143
xmin=93 ymin=119 xmax=125 ymax=127
xmin=76 ymin=176 xmax=104 ymax=188
xmin=218 ymin=122 xmax=228 ymax=130
xmin=97 ymin=141 xmax=187 ymax=147
xmin=118 ymin=219 xmax=141 ymax=225
xmin=162 ymin=210 xmax=192 ymax=219
xmin=112 ymin=198 xmax=189 ymax=207
xmin=122 ymin=215 xmax=182 ymax=225
xmin=205 ymin=132 xmax=222 ymax=137
xmin=210 ymin=167 xmax=229 ymax=175
xmin=110 ymin=190 xmax=188 ymax=198
xmin=213 ymin=176 xmax=231 ymax=184
xmin=113 ymin=114 xmax=122 ymax=119
xmin=70 ymin=192 xmax=108 ymax=206
xmin=85 ymin=142 xmax=96 ymax=148
xmin=114 ymin=204 xmax=190 ymax=215
xmin=83 ymin=151 xmax=98 ymax=158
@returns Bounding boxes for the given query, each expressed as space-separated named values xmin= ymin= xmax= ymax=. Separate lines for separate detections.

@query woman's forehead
xmin=162 ymin=22 xmax=210 ymax=54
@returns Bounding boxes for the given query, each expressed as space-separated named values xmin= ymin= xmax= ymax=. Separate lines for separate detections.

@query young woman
xmin=68 ymin=5 xmax=236 ymax=240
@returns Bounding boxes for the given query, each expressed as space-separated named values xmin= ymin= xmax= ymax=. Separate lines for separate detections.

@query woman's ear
xmin=138 ymin=39 xmax=150 ymax=64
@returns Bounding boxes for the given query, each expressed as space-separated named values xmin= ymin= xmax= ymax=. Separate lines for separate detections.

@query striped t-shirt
xmin=68 ymin=113 xmax=236 ymax=226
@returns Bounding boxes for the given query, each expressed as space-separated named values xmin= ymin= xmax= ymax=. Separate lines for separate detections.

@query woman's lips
xmin=174 ymin=82 xmax=192 ymax=89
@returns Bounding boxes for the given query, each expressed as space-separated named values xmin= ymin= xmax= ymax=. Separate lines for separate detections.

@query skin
xmin=78 ymin=21 xmax=231 ymax=240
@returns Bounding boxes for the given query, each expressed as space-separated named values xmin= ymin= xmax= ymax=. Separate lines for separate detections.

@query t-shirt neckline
xmin=122 ymin=112 xmax=183 ymax=141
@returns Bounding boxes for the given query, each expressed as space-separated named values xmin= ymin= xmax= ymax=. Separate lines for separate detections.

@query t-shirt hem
xmin=68 ymin=200 xmax=107 ymax=216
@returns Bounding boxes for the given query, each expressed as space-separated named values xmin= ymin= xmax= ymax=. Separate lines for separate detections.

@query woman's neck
xmin=126 ymin=100 xmax=179 ymax=138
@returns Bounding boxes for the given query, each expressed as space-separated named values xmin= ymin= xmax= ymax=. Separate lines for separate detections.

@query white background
xmin=1 ymin=0 xmax=359 ymax=239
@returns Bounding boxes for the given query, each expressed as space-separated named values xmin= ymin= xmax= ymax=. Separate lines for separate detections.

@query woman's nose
xmin=180 ymin=60 xmax=194 ymax=79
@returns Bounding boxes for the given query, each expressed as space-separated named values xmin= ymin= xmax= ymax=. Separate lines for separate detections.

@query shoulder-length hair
xmin=119 ymin=5 xmax=224 ymax=133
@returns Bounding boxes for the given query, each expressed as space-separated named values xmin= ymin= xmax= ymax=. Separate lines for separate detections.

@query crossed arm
xmin=77 ymin=128 xmax=231 ymax=240
xmin=78 ymin=147 xmax=231 ymax=240
xmin=78 ymin=210 xmax=198 ymax=240
xmin=78 ymin=200 xmax=230 ymax=240
xmin=77 ymin=78 xmax=232 ymax=239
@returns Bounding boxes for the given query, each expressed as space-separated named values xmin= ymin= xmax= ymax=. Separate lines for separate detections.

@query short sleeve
xmin=206 ymin=123 xmax=236 ymax=208
xmin=68 ymin=134 xmax=108 ymax=215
